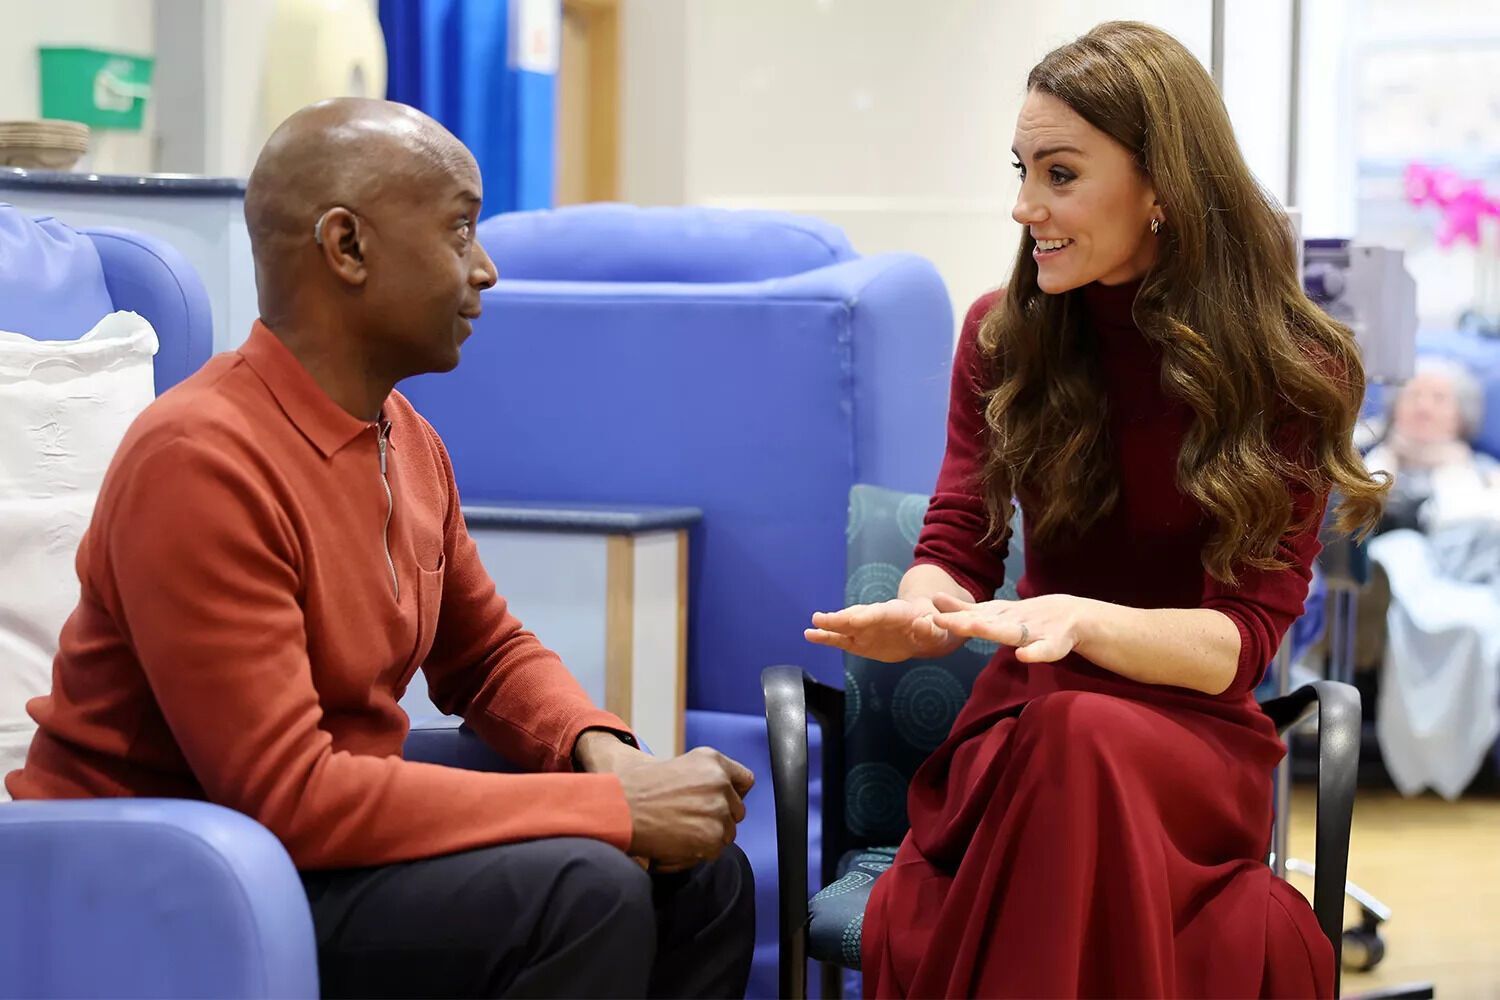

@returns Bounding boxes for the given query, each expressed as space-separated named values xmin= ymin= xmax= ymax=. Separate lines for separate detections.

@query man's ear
xmin=314 ymin=207 xmax=368 ymax=286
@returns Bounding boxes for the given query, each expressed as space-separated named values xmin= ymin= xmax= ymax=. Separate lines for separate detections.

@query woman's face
xmin=1011 ymin=89 xmax=1162 ymax=294
xmin=1394 ymin=370 xmax=1466 ymax=446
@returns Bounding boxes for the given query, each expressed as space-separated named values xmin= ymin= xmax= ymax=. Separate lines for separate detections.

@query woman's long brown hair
xmin=979 ymin=21 xmax=1387 ymax=584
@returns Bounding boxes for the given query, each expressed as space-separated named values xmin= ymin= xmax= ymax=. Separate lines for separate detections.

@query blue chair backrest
xmin=478 ymin=203 xmax=857 ymax=283
xmin=839 ymin=484 xmax=1025 ymax=846
xmin=0 ymin=204 xmax=213 ymax=394
xmin=401 ymin=205 xmax=953 ymax=716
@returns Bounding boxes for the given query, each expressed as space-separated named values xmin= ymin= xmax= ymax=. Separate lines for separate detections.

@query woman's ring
xmin=1017 ymin=622 xmax=1031 ymax=646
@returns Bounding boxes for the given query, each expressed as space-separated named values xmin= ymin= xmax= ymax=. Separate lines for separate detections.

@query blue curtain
xmin=379 ymin=0 xmax=558 ymax=217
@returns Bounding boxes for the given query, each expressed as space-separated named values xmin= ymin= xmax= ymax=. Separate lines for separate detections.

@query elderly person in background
xmin=1365 ymin=356 xmax=1500 ymax=534
xmin=1363 ymin=355 xmax=1500 ymax=800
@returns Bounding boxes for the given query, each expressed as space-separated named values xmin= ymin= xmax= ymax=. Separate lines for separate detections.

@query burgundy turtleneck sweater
xmin=913 ymin=283 xmax=1325 ymax=708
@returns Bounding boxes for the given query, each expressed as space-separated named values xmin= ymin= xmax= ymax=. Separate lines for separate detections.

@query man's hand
xmin=804 ymin=596 xmax=962 ymax=663
xmin=617 ymin=747 xmax=755 ymax=872
xmin=573 ymin=729 xmax=652 ymax=774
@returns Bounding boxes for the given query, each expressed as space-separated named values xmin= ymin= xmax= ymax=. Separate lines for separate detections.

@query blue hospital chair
xmin=0 ymin=205 xmax=516 ymax=999
xmin=398 ymin=203 xmax=955 ymax=996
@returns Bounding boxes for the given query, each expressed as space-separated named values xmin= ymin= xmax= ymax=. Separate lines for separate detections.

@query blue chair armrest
xmin=402 ymin=714 xmax=650 ymax=772
xmin=83 ymin=226 xmax=214 ymax=394
xmin=403 ymin=714 xmax=522 ymax=772
xmin=0 ymin=798 xmax=317 ymax=999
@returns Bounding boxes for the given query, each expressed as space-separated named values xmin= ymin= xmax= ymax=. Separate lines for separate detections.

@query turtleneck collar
xmin=1080 ymin=278 xmax=1144 ymax=332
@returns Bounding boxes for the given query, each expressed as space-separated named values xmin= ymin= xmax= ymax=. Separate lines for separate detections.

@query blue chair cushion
xmin=0 ymin=207 xmax=115 ymax=339
xmin=477 ymin=203 xmax=856 ymax=284
xmin=808 ymin=846 xmax=899 ymax=969
xmin=842 ymin=484 xmax=1024 ymax=845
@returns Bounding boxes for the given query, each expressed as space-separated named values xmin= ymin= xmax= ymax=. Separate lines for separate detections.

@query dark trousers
xmin=300 ymin=838 xmax=754 ymax=999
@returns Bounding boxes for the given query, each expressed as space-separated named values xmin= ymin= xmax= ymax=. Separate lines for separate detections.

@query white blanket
xmin=1370 ymin=528 xmax=1500 ymax=799
xmin=0 ymin=312 xmax=158 ymax=797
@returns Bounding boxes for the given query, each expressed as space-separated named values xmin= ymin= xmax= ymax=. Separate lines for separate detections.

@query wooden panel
xmin=677 ymin=528 xmax=689 ymax=755
xmin=558 ymin=0 xmax=619 ymax=204
xmin=604 ymin=534 xmax=634 ymax=722
xmin=628 ymin=531 xmax=684 ymax=758
xmin=556 ymin=5 xmax=591 ymax=205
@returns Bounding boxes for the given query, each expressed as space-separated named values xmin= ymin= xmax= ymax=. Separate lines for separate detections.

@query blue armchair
xmin=1 ymin=208 xmax=528 ymax=998
xmin=0 ymin=716 xmax=512 ymax=999
xmin=398 ymin=203 xmax=955 ymax=997
xmin=0 ymin=204 xmax=307 ymax=999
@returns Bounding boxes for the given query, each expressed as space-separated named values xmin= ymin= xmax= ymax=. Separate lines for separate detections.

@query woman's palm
xmin=805 ymin=598 xmax=955 ymax=662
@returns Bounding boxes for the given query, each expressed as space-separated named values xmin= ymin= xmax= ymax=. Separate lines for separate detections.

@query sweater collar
xmin=238 ymin=320 xmax=386 ymax=459
xmin=1080 ymin=278 xmax=1144 ymax=332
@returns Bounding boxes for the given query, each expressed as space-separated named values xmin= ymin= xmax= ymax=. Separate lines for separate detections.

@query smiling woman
xmin=804 ymin=20 xmax=1387 ymax=1000
xmin=982 ymin=30 xmax=1385 ymax=578
xmin=1010 ymin=105 xmax=1161 ymax=293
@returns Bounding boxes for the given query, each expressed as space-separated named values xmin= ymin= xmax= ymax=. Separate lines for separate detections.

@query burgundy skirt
xmin=860 ymin=686 xmax=1334 ymax=998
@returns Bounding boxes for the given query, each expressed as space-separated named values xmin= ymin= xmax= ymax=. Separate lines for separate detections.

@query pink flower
xmin=1407 ymin=161 xmax=1498 ymax=249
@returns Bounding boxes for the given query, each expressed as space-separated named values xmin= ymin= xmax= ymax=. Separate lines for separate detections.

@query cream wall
xmin=620 ymin=0 xmax=1297 ymax=332
xmin=0 ymin=0 xmax=157 ymax=173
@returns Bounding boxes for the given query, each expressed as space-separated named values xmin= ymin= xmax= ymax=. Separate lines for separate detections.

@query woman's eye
xmin=1012 ymin=160 xmax=1025 ymax=178
xmin=1049 ymin=168 xmax=1074 ymax=185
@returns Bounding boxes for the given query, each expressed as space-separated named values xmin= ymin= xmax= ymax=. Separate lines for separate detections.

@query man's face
xmin=361 ymin=148 xmax=498 ymax=377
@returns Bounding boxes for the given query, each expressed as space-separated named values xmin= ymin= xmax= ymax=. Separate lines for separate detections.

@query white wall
xmin=620 ymin=0 xmax=1306 ymax=334
xmin=1223 ymin=0 xmax=1293 ymax=204
xmin=1298 ymin=0 xmax=1500 ymax=325
xmin=0 ymin=0 xmax=276 ymax=177
xmin=0 ymin=0 xmax=157 ymax=173
xmin=1295 ymin=0 xmax=1359 ymax=239
xmin=202 ymin=0 xmax=276 ymax=177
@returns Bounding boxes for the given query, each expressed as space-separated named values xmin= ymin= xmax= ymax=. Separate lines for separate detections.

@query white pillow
xmin=0 ymin=311 xmax=158 ymax=798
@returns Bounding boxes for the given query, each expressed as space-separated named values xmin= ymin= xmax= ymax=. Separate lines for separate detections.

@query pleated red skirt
xmin=861 ymin=688 xmax=1334 ymax=998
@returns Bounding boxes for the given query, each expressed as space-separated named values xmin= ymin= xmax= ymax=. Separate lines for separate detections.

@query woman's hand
xmin=929 ymin=592 xmax=1090 ymax=664
xmin=804 ymin=596 xmax=961 ymax=663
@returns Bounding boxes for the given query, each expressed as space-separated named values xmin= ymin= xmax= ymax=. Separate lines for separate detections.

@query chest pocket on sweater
xmin=397 ymin=554 xmax=445 ymax=695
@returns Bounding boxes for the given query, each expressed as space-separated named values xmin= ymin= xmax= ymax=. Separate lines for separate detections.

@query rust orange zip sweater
xmin=6 ymin=321 xmax=636 ymax=869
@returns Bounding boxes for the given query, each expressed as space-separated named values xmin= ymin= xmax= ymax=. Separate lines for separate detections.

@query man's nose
xmin=473 ymin=241 xmax=499 ymax=289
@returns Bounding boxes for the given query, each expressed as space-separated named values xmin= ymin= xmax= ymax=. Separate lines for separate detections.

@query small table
xmin=400 ymin=501 xmax=703 ymax=759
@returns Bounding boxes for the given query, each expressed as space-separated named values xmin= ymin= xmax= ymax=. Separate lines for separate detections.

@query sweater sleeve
xmin=1199 ymin=476 xmax=1329 ymax=699
xmin=103 ymin=433 xmax=633 ymax=870
xmin=419 ymin=427 xmax=637 ymax=768
xmin=911 ymin=292 xmax=1009 ymax=603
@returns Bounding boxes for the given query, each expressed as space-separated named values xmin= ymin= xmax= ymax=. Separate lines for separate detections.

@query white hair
xmin=1394 ymin=355 xmax=1486 ymax=440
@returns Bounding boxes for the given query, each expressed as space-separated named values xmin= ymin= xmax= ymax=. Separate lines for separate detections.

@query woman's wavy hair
xmin=978 ymin=20 xmax=1387 ymax=584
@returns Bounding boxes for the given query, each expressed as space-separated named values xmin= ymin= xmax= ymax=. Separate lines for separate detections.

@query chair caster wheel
xmin=1343 ymin=925 xmax=1386 ymax=971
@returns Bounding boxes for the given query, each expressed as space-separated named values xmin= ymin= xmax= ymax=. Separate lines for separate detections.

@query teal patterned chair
xmin=763 ymin=484 xmax=1021 ymax=998
xmin=763 ymin=484 xmax=1363 ymax=998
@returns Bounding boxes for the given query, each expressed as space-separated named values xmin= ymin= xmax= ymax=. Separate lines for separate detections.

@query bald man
xmin=8 ymin=100 xmax=755 ymax=999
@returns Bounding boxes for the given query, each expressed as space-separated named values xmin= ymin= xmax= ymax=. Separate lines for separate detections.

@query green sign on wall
xmin=38 ymin=47 xmax=154 ymax=132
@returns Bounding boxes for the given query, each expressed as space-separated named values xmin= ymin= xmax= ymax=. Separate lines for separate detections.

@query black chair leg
xmin=820 ymin=961 xmax=844 ymax=999
xmin=1262 ymin=679 xmax=1362 ymax=997
xmin=1308 ymin=679 xmax=1360 ymax=998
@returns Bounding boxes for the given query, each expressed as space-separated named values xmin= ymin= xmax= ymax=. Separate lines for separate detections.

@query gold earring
xmin=1150 ymin=218 xmax=1162 ymax=235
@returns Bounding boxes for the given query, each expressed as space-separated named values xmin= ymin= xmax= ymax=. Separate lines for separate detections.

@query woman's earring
xmin=1150 ymin=217 xmax=1162 ymax=235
